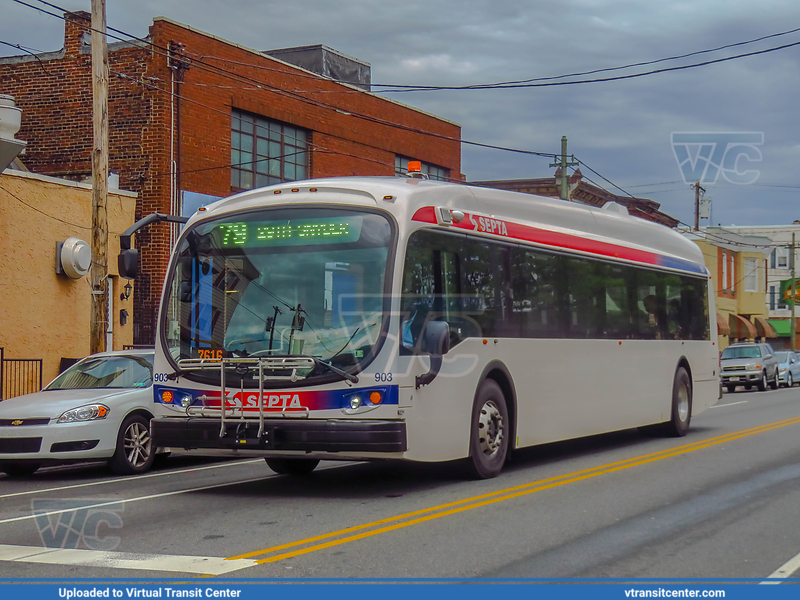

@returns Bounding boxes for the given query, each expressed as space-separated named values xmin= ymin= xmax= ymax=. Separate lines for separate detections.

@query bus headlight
xmin=180 ymin=394 xmax=192 ymax=407
xmin=350 ymin=397 xmax=361 ymax=409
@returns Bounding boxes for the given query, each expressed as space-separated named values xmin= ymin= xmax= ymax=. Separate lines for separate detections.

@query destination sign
xmin=216 ymin=217 xmax=363 ymax=248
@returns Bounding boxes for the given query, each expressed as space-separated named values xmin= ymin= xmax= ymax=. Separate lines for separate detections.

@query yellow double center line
xmin=227 ymin=415 xmax=800 ymax=565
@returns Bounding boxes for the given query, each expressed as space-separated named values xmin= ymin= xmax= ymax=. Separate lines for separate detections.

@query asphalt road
xmin=2 ymin=385 xmax=800 ymax=581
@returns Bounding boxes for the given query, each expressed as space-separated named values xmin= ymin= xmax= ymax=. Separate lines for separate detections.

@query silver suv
xmin=721 ymin=342 xmax=779 ymax=393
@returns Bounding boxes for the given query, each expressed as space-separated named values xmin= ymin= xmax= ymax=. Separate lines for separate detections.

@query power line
xmin=372 ymin=25 xmax=800 ymax=91
xmin=375 ymin=37 xmax=800 ymax=92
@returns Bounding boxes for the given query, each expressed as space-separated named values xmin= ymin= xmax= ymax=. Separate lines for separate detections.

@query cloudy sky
xmin=3 ymin=0 xmax=800 ymax=228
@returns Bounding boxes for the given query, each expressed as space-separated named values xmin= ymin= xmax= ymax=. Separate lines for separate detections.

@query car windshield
xmin=45 ymin=355 xmax=153 ymax=390
xmin=721 ymin=346 xmax=762 ymax=359
xmin=162 ymin=207 xmax=392 ymax=386
xmin=775 ymin=352 xmax=789 ymax=363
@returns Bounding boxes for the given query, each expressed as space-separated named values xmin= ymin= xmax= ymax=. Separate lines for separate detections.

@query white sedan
xmin=0 ymin=350 xmax=179 ymax=477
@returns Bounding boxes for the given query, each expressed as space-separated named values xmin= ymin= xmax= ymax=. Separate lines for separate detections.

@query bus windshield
xmin=162 ymin=207 xmax=393 ymax=384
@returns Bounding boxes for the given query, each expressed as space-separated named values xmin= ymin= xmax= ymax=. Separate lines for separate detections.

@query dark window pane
xmin=231 ymin=110 xmax=309 ymax=187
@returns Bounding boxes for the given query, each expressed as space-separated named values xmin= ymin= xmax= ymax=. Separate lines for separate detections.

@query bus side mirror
xmin=118 ymin=249 xmax=140 ymax=280
xmin=416 ymin=321 xmax=450 ymax=388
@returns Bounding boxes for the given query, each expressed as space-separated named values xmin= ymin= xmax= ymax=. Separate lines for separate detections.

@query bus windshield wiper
xmin=311 ymin=357 xmax=359 ymax=384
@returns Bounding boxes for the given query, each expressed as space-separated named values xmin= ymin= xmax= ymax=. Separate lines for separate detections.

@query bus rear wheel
xmin=466 ymin=379 xmax=509 ymax=479
xmin=660 ymin=367 xmax=692 ymax=437
xmin=265 ymin=457 xmax=319 ymax=475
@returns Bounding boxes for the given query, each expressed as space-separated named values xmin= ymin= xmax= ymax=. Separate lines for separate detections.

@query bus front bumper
xmin=151 ymin=417 xmax=407 ymax=453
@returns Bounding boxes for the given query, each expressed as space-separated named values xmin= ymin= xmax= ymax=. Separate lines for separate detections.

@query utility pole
xmin=694 ymin=181 xmax=706 ymax=231
xmin=789 ymin=232 xmax=797 ymax=352
xmin=90 ymin=0 xmax=109 ymax=354
xmin=550 ymin=136 xmax=579 ymax=200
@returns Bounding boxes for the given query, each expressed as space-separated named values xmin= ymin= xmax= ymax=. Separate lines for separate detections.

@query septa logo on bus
xmin=469 ymin=213 xmax=509 ymax=236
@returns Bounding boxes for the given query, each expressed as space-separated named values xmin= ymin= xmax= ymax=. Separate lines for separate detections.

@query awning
xmin=716 ymin=313 xmax=730 ymax=336
xmin=768 ymin=318 xmax=797 ymax=337
xmin=729 ymin=314 xmax=757 ymax=339
xmin=752 ymin=315 xmax=777 ymax=338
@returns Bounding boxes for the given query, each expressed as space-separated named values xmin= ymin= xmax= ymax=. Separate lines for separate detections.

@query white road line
xmin=0 ymin=476 xmax=272 ymax=526
xmin=0 ymin=459 xmax=264 ymax=499
xmin=0 ymin=544 xmax=256 ymax=575
xmin=0 ymin=462 xmax=349 ymax=526
xmin=761 ymin=550 xmax=800 ymax=584
xmin=710 ymin=401 xmax=749 ymax=408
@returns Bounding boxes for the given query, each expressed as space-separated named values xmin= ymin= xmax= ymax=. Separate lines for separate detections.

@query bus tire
xmin=265 ymin=457 xmax=319 ymax=475
xmin=661 ymin=367 xmax=692 ymax=437
xmin=466 ymin=379 xmax=509 ymax=479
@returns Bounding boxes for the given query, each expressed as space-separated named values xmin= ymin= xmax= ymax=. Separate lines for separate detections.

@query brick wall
xmin=1 ymin=12 xmax=461 ymax=345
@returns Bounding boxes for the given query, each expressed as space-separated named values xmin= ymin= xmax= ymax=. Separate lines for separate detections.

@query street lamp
xmin=120 ymin=282 xmax=132 ymax=301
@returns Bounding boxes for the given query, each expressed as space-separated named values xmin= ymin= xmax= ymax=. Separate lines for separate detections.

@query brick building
xmin=0 ymin=11 xmax=461 ymax=345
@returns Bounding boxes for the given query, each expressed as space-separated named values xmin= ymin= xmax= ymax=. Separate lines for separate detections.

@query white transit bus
xmin=147 ymin=175 xmax=719 ymax=478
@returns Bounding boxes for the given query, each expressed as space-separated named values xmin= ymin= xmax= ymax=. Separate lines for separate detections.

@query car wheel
xmin=0 ymin=462 xmax=40 ymax=477
xmin=770 ymin=370 xmax=779 ymax=390
xmin=466 ymin=379 xmax=509 ymax=479
xmin=757 ymin=371 xmax=768 ymax=391
xmin=726 ymin=384 xmax=736 ymax=393
xmin=789 ymin=373 xmax=795 ymax=388
xmin=265 ymin=458 xmax=319 ymax=475
xmin=108 ymin=414 xmax=155 ymax=475
xmin=659 ymin=367 xmax=692 ymax=437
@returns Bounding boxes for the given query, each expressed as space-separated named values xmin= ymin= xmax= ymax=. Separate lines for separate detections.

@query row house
xmin=703 ymin=224 xmax=800 ymax=350
xmin=683 ymin=228 xmax=775 ymax=350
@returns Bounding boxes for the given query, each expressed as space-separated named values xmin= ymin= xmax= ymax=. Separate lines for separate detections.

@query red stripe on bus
xmin=411 ymin=206 xmax=660 ymax=267
xmin=411 ymin=206 xmax=437 ymax=224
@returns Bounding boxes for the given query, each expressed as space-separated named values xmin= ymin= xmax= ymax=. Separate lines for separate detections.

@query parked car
xmin=0 ymin=350 xmax=178 ymax=477
xmin=775 ymin=351 xmax=800 ymax=388
xmin=720 ymin=342 xmax=779 ymax=393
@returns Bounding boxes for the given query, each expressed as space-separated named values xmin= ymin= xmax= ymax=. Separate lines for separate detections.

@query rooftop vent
xmin=263 ymin=44 xmax=371 ymax=91
xmin=0 ymin=94 xmax=27 ymax=171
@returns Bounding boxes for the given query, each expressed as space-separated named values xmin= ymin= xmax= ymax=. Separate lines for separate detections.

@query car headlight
xmin=780 ymin=367 xmax=787 ymax=373
xmin=747 ymin=363 xmax=760 ymax=370
xmin=57 ymin=404 xmax=109 ymax=423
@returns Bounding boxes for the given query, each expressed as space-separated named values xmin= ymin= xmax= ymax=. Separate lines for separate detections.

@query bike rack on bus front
xmin=178 ymin=357 xmax=314 ymax=439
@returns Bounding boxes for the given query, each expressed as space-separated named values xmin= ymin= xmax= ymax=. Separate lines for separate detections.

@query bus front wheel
xmin=265 ymin=457 xmax=319 ymax=475
xmin=466 ymin=379 xmax=509 ymax=479
xmin=661 ymin=367 xmax=692 ymax=437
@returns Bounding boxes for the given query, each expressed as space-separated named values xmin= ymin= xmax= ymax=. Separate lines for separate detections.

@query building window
xmin=231 ymin=110 xmax=308 ymax=190
xmin=770 ymin=249 xmax=776 ymax=269
xmin=395 ymin=156 xmax=450 ymax=182
xmin=729 ymin=250 xmax=736 ymax=294
xmin=777 ymin=247 xmax=789 ymax=269
xmin=770 ymin=285 xmax=776 ymax=310
xmin=744 ymin=257 xmax=758 ymax=292
xmin=721 ymin=249 xmax=727 ymax=292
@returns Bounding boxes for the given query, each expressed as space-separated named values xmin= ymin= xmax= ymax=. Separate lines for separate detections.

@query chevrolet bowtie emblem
xmin=11 ymin=420 xmax=23 ymax=426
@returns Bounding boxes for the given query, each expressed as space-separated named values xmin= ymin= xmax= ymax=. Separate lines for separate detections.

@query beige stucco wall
xmin=0 ymin=170 xmax=137 ymax=388
xmin=693 ymin=238 xmax=771 ymax=351
xmin=735 ymin=252 xmax=767 ymax=315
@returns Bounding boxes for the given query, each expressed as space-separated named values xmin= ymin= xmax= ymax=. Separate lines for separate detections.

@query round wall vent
xmin=61 ymin=237 xmax=92 ymax=279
